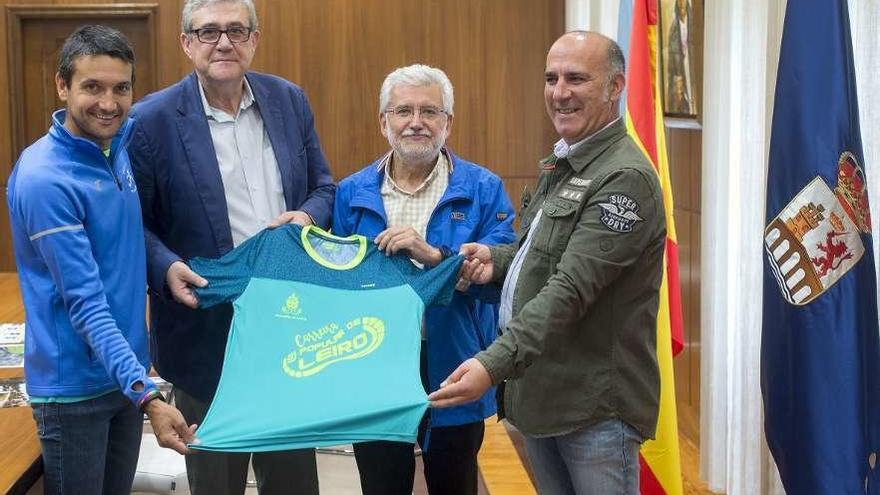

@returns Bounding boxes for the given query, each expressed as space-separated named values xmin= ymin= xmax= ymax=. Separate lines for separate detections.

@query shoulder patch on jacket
xmin=598 ymin=194 xmax=643 ymax=233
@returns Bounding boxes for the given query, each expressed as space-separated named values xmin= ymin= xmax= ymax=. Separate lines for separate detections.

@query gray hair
xmin=379 ymin=64 xmax=455 ymax=116
xmin=606 ymin=39 xmax=625 ymax=81
xmin=181 ymin=0 xmax=259 ymax=33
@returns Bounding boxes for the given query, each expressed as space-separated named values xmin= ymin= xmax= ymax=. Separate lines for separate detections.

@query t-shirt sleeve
xmin=190 ymin=229 xmax=267 ymax=308
xmin=397 ymin=255 xmax=464 ymax=307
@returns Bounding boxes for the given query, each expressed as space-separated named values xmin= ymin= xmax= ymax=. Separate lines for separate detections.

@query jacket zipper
xmin=103 ymin=153 xmax=122 ymax=191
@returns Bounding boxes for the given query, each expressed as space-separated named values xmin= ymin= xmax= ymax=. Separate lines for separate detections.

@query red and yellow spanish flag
xmin=618 ymin=1 xmax=685 ymax=494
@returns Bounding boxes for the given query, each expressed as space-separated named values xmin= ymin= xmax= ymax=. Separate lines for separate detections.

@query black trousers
xmin=353 ymin=344 xmax=486 ymax=495
xmin=353 ymin=421 xmax=486 ymax=495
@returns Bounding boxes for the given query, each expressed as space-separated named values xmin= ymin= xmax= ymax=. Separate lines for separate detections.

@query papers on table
xmin=0 ymin=324 xmax=24 ymax=368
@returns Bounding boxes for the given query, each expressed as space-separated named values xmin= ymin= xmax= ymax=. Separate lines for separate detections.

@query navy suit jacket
xmin=129 ymin=71 xmax=335 ymax=400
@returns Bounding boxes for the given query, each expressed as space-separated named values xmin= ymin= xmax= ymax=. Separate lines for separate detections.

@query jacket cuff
xmin=488 ymin=245 xmax=513 ymax=284
xmin=303 ymin=211 xmax=317 ymax=226
xmin=475 ymin=346 xmax=513 ymax=386
xmin=149 ymin=252 xmax=182 ymax=298
xmin=299 ymin=200 xmax=332 ymax=229
xmin=129 ymin=377 xmax=158 ymax=407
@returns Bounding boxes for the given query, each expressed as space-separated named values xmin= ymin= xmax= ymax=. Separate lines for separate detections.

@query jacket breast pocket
xmin=435 ymin=211 xmax=477 ymax=246
xmin=532 ymin=198 xmax=579 ymax=255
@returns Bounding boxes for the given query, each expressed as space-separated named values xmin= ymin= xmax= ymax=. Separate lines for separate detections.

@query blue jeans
xmin=523 ymin=419 xmax=643 ymax=495
xmin=32 ymin=391 xmax=143 ymax=495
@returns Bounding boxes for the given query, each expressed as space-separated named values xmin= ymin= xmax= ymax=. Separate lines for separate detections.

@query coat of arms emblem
xmin=764 ymin=152 xmax=872 ymax=305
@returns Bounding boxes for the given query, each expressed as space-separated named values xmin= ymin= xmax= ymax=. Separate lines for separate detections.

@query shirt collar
xmin=553 ymin=116 xmax=622 ymax=159
xmin=380 ymin=150 xmax=451 ymax=196
xmin=198 ymin=77 xmax=255 ymax=122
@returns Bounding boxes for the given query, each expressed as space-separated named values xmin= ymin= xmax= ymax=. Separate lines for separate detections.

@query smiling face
xmin=544 ymin=33 xmax=624 ymax=144
xmin=55 ymin=54 xmax=133 ymax=148
xmin=380 ymin=84 xmax=453 ymax=165
xmin=180 ymin=1 xmax=260 ymax=86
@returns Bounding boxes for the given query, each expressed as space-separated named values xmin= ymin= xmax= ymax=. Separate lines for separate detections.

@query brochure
xmin=0 ymin=323 xmax=25 ymax=368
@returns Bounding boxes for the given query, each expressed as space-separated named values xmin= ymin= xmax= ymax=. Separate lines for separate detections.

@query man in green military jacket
xmin=429 ymin=31 xmax=666 ymax=495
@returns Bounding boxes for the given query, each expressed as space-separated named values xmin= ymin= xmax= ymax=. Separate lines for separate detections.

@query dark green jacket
xmin=476 ymin=119 xmax=665 ymax=438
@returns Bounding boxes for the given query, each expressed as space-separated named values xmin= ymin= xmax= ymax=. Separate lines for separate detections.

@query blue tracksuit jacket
xmin=7 ymin=110 xmax=156 ymax=405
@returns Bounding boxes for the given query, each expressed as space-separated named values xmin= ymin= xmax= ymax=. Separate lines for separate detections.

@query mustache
xmin=401 ymin=130 xmax=432 ymax=138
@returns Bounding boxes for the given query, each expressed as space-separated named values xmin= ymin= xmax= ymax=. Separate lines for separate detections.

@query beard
xmin=386 ymin=128 xmax=445 ymax=164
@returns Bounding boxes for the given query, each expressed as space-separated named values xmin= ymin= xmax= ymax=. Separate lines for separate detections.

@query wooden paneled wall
xmin=0 ymin=0 xmax=189 ymax=270
xmin=0 ymin=0 xmax=564 ymax=270
xmin=666 ymin=125 xmax=702 ymax=442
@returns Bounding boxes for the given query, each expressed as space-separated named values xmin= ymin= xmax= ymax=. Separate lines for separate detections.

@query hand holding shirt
xmin=188 ymin=225 xmax=462 ymax=452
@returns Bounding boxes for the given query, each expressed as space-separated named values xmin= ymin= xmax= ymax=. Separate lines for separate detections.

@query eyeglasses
xmin=189 ymin=26 xmax=253 ymax=44
xmin=384 ymin=106 xmax=448 ymax=122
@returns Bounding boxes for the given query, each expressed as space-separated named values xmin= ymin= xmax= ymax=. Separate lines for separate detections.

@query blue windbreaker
xmin=332 ymin=150 xmax=515 ymax=426
xmin=7 ymin=110 xmax=156 ymax=405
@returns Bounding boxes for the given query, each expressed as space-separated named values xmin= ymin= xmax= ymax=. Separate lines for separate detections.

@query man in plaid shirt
xmin=332 ymin=64 xmax=515 ymax=495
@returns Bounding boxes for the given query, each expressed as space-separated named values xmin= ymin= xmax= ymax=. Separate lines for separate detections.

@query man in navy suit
xmin=128 ymin=1 xmax=334 ymax=493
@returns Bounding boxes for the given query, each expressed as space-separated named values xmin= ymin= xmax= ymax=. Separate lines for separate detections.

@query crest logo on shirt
xmin=275 ymin=292 xmax=306 ymax=320
xmin=598 ymin=194 xmax=643 ymax=233
xmin=282 ymin=317 xmax=385 ymax=378
xmin=764 ymin=151 xmax=870 ymax=306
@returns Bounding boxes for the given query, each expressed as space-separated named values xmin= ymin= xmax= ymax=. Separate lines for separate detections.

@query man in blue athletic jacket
xmin=7 ymin=25 xmax=193 ymax=495
xmin=333 ymin=64 xmax=515 ymax=495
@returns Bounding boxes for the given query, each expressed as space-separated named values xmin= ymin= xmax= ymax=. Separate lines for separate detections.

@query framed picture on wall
xmin=660 ymin=0 xmax=703 ymax=119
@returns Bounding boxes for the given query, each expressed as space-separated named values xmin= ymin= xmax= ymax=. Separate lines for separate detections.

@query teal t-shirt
xmin=188 ymin=225 xmax=462 ymax=452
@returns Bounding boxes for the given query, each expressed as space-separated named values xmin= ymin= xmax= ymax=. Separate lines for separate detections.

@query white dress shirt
xmin=198 ymin=79 xmax=286 ymax=247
